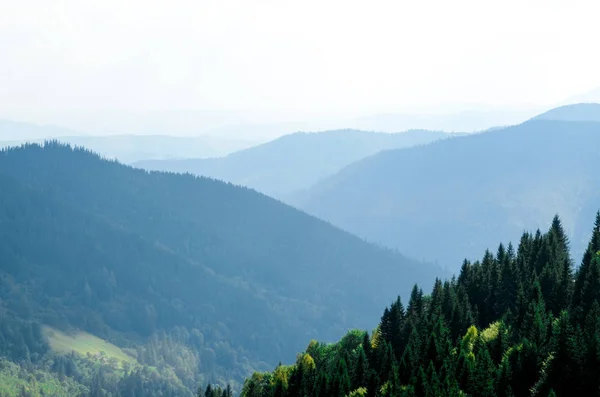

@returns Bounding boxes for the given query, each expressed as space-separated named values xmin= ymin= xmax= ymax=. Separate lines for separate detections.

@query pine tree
xmin=582 ymin=300 xmax=600 ymax=395
xmin=390 ymin=297 xmax=406 ymax=359
xmin=353 ymin=348 xmax=369 ymax=390
xmin=334 ymin=357 xmax=352 ymax=397
xmin=521 ymin=280 xmax=551 ymax=353
xmin=534 ymin=310 xmax=579 ymax=396
xmin=497 ymin=251 xmax=518 ymax=317
xmin=401 ymin=325 xmax=422 ymax=379
xmin=380 ymin=307 xmax=393 ymax=345
xmin=510 ymin=339 xmax=539 ymax=397
xmin=495 ymin=357 xmax=514 ymax=397
xmin=543 ymin=216 xmax=574 ymax=315
xmin=469 ymin=347 xmax=496 ymax=397
xmin=362 ymin=332 xmax=373 ymax=366
xmin=406 ymin=285 xmax=424 ymax=323
xmin=240 ymin=212 xmax=600 ymax=397
xmin=575 ymin=252 xmax=600 ymax=322
xmin=573 ymin=212 xmax=600 ymax=322
xmin=425 ymin=360 xmax=443 ymax=397
xmin=482 ymin=250 xmax=499 ymax=325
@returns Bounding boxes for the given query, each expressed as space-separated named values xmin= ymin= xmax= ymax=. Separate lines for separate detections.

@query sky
xmin=1 ymin=0 xmax=600 ymax=135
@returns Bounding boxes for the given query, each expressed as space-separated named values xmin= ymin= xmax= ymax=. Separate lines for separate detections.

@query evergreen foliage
xmin=0 ymin=142 xmax=438 ymax=395
xmin=241 ymin=213 xmax=600 ymax=397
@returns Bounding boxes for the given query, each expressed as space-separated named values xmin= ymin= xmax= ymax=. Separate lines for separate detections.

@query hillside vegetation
xmin=0 ymin=142 xmax=439 ymax=395
xmin=241 ymin=213 xmax=600 ymax=397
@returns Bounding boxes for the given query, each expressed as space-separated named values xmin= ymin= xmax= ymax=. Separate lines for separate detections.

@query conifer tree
xmin=582 ymin=300 xmax=600 ymax=395
xmin=534 ymin=310 xmax=579 ymax=396
xmin=240 ymin=212 xmax=600 ymax=397
xmin=353 ymin=348 xmax=369 ymax=390
xmin=470 ymin=347 xmax=496 ymax=397
xmin=574 ymin=212 xmax=600 ymax=321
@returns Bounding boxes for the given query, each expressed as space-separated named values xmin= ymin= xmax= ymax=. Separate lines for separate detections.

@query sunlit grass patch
xmin=42 ymin=326 xmax=137 ymax=366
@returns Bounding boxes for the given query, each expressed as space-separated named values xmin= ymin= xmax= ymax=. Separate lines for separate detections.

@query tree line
xmin=241 ymin=213 xmax=600 ymax=397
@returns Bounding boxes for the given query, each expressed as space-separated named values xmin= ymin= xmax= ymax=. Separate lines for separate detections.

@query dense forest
xmin=2 ymin=142 xmax=599 ymax=396
xmin=241 ymin=213 xmax=600 ymax=397
xmin=0 ymin=142 xmax=438 ymax=396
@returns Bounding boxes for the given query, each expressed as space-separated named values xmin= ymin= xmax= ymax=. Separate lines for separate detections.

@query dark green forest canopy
xmin=241 ymin=212 xmax=600 ymax=397
xmin=0 ymin=142 xmax=440 ymax=395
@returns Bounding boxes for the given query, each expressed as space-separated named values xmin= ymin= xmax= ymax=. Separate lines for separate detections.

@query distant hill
xmin=0 ymin=118 xmax=81 ymax=140
xmin=349 ymin=108 xmax=542 ymax=133
xmin=134 ymin=129 xmax=448 ymax=198
xmin=0 ymin=143 xmax=441 ymax=393
xmin=0 ymin=119 xmax=258 ymax=163
xmin=293 ymin=117 xmax=600 ymax=270
xmin=532 ymin=103 xmax=600 ymax=122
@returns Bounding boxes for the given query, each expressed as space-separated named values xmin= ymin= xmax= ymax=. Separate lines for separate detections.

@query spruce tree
xmin=390 ymin=297 xmax=406 ymax=359
xmin=582 ymin=300 xmax=600 ymax=395
xmin=535 ymin=310 xmax=579 ymax=396
xmin=574 ymin=212 xmax=600 ymax=321
xmin=470 ymin=347 xmax=496 ymax=397
xmin=240 ymin=212 xmax=600 ymax=397
xmin=353 ymin=348 xmax=369 ymax=390
xmin=576 ymin=253 xmax=600 ymax=321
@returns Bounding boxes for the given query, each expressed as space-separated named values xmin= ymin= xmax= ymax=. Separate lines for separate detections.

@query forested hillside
xmin=294 ymin=116 xmax=600 ymax=269
xmin=0 ymin=142 xmax=439 ymax=396
xmin=241 ymin=213 xmax=600 ymax=397
xmin=134 ymin=129 xmax=447 ymax=198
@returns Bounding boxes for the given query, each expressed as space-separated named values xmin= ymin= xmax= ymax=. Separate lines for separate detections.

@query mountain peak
xmin=532 ymin=103 xmax=600 ymax=123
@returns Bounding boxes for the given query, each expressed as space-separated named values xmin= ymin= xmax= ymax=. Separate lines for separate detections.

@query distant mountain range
xmin=0 ymin=142 xmax=441 ymax=390
xmin=349 ymin=108 xmax=542 ymax=133
xmin=134 ymin=129 xmax=449 ymax=198
xmin=0 ymin=119 xmax=258 ymax=163
xmin=291 ymin=104 xmax=600 ymax=269
xmin=0 ymin=118 xmax=81 ymax=140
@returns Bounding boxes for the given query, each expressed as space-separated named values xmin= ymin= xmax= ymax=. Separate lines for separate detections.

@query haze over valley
xmin=1 ymin=1 xmax=600 ymax=396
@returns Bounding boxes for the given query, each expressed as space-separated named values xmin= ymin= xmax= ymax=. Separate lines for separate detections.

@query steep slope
xmin=295 ymin=119 xmax=600 ymax=270
xmin=133 ymin=129 xmax=447 ymax=198
xmin=240 ymin=214 xmax=600 ymax=397
xmin=0 ymin=143 xmax=441 ymax=392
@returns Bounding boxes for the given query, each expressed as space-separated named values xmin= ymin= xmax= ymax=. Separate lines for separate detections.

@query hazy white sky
xmin=1 ymin=0 xmax=600 ymax=121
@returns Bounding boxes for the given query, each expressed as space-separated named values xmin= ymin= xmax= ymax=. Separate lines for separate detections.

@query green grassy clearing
xmin=42 ymin=326 xmax=137 ymax=365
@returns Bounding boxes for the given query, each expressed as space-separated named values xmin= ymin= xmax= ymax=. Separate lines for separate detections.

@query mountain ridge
xmin=531 ymin=102 xmax=600 ymax=122
xmin=134 ymin=128 xmax=449 ymax=198
xmin=0 ymin=142 xmax=443 ymax=391
xmin=293 ymin=118 xmax=600 ymax=269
